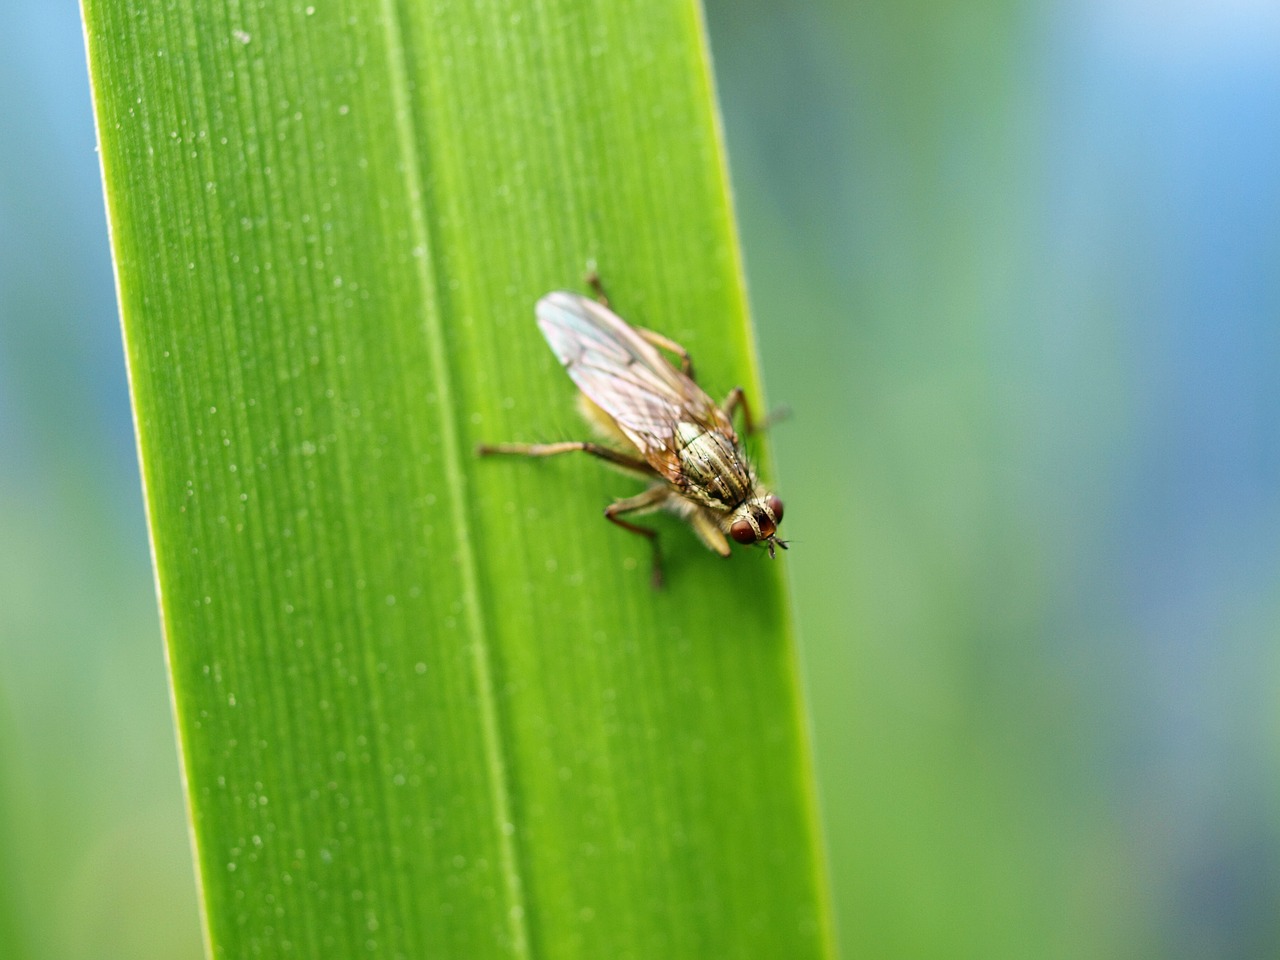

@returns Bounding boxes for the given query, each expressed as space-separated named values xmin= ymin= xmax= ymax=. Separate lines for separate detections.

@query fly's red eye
xmin=766 ymin=495 xmax=784 ymax=523
xmin=730 ymin=519 xmax=756 ymax=544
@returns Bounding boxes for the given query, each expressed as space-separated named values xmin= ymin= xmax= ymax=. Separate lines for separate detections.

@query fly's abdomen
xmin=674 ymin=423 xmax=754 ymax=507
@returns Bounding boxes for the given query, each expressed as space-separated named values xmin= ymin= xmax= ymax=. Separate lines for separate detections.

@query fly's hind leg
xmin=476 ymin=440 xmax=655 ymax=476
xmin=586 ymin=266 xmax=611 ymax=307
xmin=721 ymin=387 xmax=790 ymax=436
xmin=585 ymin=268 xmax=696 ymax=379
xmin=605 ymin=485 xmax=671 ymax=589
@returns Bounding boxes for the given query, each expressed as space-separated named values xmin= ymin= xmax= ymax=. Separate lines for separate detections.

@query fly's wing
xmin=536 ymin=292 xmax=728 ymax=481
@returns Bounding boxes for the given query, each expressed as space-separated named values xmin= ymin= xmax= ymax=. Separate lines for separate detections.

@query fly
xmin=477 ymin=273 xmax=786 ymax=588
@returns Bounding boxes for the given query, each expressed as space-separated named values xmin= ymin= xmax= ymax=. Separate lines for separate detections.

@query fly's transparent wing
xmin=535 ymin=292 xmax=727 ymax=478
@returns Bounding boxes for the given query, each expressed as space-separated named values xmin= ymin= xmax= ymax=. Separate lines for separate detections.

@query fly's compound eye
xmin=730 ymin=518 xmax=757 ymax=544
xmin=766 ymin=495 xmax=784 ymax=523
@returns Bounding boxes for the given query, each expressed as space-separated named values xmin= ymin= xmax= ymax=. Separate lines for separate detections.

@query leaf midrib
xmin=377 ymin=0 xmax=532 ymax=954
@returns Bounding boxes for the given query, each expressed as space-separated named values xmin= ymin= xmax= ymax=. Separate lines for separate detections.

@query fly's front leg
xmin=604 ymin=485 xmax=671 ymax=589
xmin=476 ymin=440 xmax=655 ymax=476
xmin=721 ymin=387 xmax=789 ymax=436
xmin=688 ymin=508 xmax=731 ymax=558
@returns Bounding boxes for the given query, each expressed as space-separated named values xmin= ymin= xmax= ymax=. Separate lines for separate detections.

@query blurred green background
xmin=3 ymin=1 xmax=1278 ymax=958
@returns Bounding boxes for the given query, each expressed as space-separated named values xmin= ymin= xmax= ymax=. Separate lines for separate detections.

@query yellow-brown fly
xmin=478 ymin=276 xmax=785 ymax=587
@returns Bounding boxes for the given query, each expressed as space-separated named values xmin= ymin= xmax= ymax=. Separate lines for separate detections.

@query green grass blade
xmin=0 ymin=709 xmax=31 ymax=960
xmin=82 ymin=0 xmax=833 ymax=955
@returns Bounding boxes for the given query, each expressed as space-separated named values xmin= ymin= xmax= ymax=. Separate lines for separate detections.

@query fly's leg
xmin=585 ymin=267 xmax=611 ymax=307
xmin=585 ymin=270 xmax=697 ymax=379
xmin=688 ymin=508 xmax=731 ymax=558
xmin=604 ymin=485 xmax=671 ymax=589
xmin=721 ymin=387 xmax=790 ymax=436
xmin=637 ymin=327 xmax=695 ymax=380
xmin=476 ymin=440 xmax=655 ymax=476
xmin=478 ymin=440 xmax=667 ymax=586
xmin=721 ymin=387 xmax=756 ymax=434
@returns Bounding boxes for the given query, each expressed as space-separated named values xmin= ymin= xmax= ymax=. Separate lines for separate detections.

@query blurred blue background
xmin=3 ymin=1 xmax=1278 ymax=957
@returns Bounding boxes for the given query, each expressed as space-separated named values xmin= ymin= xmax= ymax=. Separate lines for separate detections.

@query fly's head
xmin=727 ymin=492 xmax=787 ymax=558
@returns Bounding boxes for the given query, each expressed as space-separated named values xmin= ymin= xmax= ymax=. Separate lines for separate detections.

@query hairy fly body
xmin=477 ymin=276 xmax=785 ymax=588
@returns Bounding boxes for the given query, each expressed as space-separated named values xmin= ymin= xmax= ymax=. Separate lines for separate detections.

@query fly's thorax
xmin=673 ymin=422 xmax=755 ymax=509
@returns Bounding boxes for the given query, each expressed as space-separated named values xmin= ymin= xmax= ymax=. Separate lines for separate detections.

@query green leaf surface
xmin=82 ymin=0 xmax=832 ymax=956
